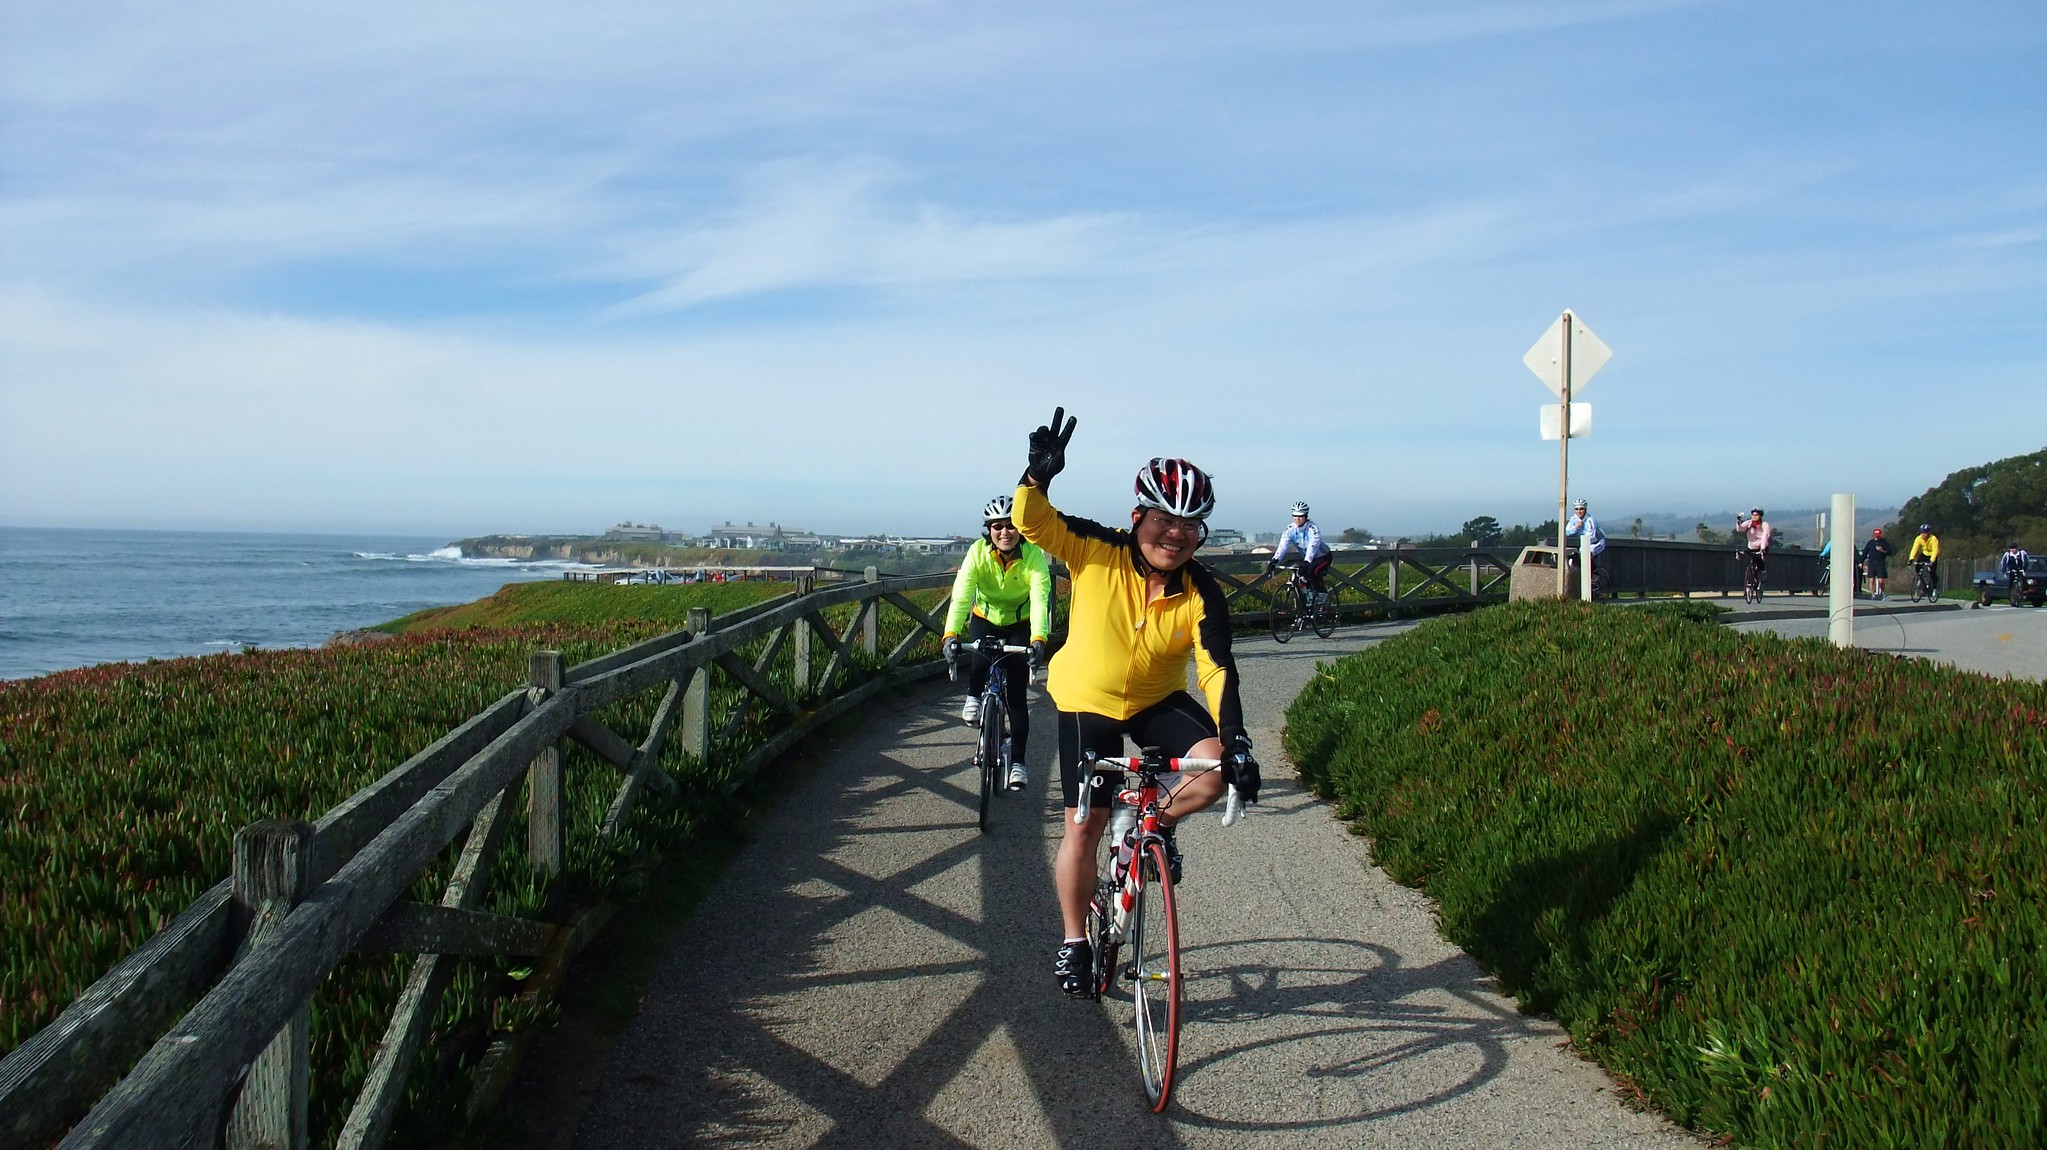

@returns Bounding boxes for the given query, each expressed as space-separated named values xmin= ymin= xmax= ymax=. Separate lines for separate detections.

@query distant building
xmin=1203 ymin=527 xmax=1247 ymax=550
xmin=606 ymin=522 xmax=672 ymax=541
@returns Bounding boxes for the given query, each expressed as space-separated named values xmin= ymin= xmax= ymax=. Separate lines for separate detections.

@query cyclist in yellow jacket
xmin=1908 ymin=524 xmax=1940 ymax=595
xmin=942 ymin=496 xmax=1053 ymax=790
xmin=1013 ymin=406 xmax=1259 ymax=997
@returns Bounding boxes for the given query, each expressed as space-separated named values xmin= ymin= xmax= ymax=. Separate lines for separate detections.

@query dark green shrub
xmin=1285 ymin=600 xmax=2047 ymax=1146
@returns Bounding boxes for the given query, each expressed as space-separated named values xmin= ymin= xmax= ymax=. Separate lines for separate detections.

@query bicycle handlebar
xmin=1073 ymin=753 xmax=1244 ymax=828
xmin=944 ymin=638 xmax=1037 ymax=684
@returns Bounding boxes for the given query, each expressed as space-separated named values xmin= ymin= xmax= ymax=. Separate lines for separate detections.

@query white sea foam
xmin=349 ymin=547 xmax=599 ymax=571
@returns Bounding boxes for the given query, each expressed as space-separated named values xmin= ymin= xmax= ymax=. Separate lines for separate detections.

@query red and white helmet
xmin=1134 ymin=457 xmax=1216 ymax=520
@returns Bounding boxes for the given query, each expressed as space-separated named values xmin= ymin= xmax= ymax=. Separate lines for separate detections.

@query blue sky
xmin=2 ymin=0 xmax=2041 ymax=539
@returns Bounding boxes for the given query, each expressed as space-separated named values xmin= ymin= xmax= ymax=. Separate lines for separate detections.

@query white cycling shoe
xmin=961 ymin=697 xmax=980 ymax=726
xmin=1007 ymin=764 xmax=1028 ymax=791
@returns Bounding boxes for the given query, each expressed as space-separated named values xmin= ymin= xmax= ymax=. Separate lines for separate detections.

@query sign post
xmin=1525 ymin=310 xmax=1612 ymax=597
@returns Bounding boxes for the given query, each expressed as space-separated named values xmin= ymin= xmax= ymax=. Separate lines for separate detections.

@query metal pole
xmin=1556 ymin=312 xmax=1573 ymax=598
xmin=1829 ymin=493 xmax=1854 ymax=647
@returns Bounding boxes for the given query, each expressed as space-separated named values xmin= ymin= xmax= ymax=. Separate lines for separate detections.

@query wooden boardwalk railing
xmin=1204 ymin=548 xmax=1519 ymax=620
xmin=0 ymin=571 xmax=952 ymax=1150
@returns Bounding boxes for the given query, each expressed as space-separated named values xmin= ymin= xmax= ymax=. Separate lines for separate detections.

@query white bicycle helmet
xmin=1572 ymin=498 xmax=1587 ymax=511
xmin=982 ymin=495 xmax=1014 ymax=523
xmin=1289 ymin=501 xmax=1310 ymax=517
xmin=1134 ymin=458 xmax=1216 ymax=520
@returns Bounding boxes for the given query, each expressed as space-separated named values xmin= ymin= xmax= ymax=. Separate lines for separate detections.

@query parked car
xmin=1972 ymin=554 xmax=2047 ymax=607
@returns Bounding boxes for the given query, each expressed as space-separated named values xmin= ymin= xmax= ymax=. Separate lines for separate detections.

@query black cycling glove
xmin=1029 ymin=639 xmax=1049 ymax=673
xmin=1224 ymin=732 xmax=1260 ymax=804
xmin=1022 ymin=405 xmax=1077 ymax=489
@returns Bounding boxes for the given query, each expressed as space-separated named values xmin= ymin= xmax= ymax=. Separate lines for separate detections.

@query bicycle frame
xmin=1076 ymin=749 xmax=1242 ymax=1111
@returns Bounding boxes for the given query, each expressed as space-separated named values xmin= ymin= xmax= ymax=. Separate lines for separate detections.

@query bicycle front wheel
xmin=976 ymin=696 xmax=1001 ymax=833
xmin=1128 ymin=841 xmax=1182 ymax=1112
xmin=1269 ymin=583 xmax=1296 ymax=643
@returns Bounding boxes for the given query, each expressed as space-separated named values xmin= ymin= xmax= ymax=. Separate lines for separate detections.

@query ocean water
xmin=0 ymin=527 xmax=590 ymax=681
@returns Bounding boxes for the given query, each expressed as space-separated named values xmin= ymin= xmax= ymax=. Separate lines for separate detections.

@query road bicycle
xmin=1910 ymin=559 xmax=1938 ymax=604
xmin=945 ymin=637 xmax=1035 ymax=833
xmin=1075 ymin=748 xmax=1245 ymax=1112
xmin=1735 ymin=549 xmax=1766 ymax=604
xmin=1563 ymin=548 xmax=1610 ymax=600
xmin=1268 ymin=563 xmax=1335 ymax=643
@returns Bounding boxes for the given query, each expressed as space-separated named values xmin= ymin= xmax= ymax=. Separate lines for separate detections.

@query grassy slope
xmin=1284 ymin=600 xmax=2047 ymax=1147
xmin=373 ymin=580 xmax=788 ymax=634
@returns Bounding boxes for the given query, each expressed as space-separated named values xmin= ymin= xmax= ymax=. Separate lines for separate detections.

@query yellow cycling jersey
xmin=1013 ymin=483 xmax=1244 ymax=739
xmin=1910 ymin=533 xmax=1940 ymax=562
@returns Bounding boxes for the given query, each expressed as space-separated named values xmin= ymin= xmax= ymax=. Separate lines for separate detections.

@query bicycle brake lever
xmin=1221 ymin=785 xmax=1244 ymax=827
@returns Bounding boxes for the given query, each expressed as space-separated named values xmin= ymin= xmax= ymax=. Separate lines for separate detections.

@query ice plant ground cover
xmin=0 ymin=579 xmax=941 ymax=1145
xmin=1284 ymin=600 xmax=2047 ymax=1147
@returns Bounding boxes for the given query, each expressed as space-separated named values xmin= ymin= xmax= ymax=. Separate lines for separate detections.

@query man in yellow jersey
xmin=941 ymin=495 xmax=1053 ymax=789
xmin=1908 ymin=523 xmax=1940 ymax=596
xmin=1012 ymin=406 xmax=1259 ymax=997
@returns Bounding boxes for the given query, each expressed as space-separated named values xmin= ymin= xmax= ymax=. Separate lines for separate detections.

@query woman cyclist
xmin=941 ymin=495 xmax=1053 ymax=791
xmin=1265 ymin=501 xmax=1332 ymax=604
xmin=1011 ymin=406 xmax=1260 ymax=998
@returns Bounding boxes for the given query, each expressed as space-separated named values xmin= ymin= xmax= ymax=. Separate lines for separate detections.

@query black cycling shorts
xmin=1057 ymin=692 xmax=1218 ymax=810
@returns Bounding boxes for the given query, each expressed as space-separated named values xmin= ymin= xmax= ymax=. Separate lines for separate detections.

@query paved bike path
xmin=572 ymin=626 xmax=1705 ymax=1148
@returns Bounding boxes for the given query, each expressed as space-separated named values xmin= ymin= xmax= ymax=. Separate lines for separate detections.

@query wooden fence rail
xmin=1203 ymin=547 xmax=1520 ymax=620
xmin=2 ymin=572 xmax=952 ymax=1150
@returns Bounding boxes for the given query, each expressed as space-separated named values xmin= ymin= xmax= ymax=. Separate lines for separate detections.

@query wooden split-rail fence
xmin=0 ymin=570 xmax=954 ymax=1150
xmin=1204 ymin=547 xmax=1519 ymax=619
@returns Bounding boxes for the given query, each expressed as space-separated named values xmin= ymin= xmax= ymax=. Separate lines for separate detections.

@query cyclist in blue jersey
xmin=1265 ymin=502 xmax=1331 ymax=606
xmin=1564 ymin=498 xmax=1606 ymax=594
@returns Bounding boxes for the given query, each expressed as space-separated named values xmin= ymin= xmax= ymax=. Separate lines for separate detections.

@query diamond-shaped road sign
xmin=1523 ymin=310 xmax=1612 ymax=397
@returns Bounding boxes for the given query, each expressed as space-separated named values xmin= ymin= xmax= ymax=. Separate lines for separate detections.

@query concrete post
xmin=1830 ymin=493 xmax=1855 ymax=648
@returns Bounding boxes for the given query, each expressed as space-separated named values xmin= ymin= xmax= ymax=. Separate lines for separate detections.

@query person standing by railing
xmin=1265 ymin=501 xmax=1331 ymax=605
xmin=1564 ymin=498 xmax=1606 ymax=593
xmin=1860 ymin=527 xmax=1894 ymax=600
xmin=942 ymin=496 xmax=1052 ymax=790
xmin=1011 ymin=406 xmax=1259 ymax=998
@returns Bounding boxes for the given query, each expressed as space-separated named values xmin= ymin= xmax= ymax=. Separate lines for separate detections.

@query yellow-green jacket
xmin=943 ymin=538 xmax=1053 ymax=639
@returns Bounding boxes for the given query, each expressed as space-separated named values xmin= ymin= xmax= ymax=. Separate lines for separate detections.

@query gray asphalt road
xmin=1728 ymin=600 xmax=2047 ymax=680
xmin=573 ymin=624 xmax=1704 ymax=1148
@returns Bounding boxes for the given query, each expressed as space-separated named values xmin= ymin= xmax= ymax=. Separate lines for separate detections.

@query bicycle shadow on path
xmin=571 ymin=687 xmax=1190 ymax=1149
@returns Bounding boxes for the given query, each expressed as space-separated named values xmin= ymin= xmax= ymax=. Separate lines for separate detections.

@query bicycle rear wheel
xmin=976 ymin=694 xmax=1001 ymax=833
xmin=1312 ymin=587 xmax=1336 ymax=638
xmin=1128 ymin=841 xmax=1181 ymax=1112
xmin=1269 ymin=583 xmax=1296 ymax=643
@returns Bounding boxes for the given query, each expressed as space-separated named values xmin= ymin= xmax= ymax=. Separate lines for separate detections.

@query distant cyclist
xmin=1265 ymin=501 xmax=1331 ymax=604
xmin=2001 ymin=542 xmax=2031 ymax=599
xmin=1860 ymin=528 xmax=1894 ymax=600
xmin=1733 ymin=508 xmax=1772 ymax=584
xmin=942 ymin=496 xmax=1052 ymax=790
xmin=1563 ymin=498 xmax=1607 ymax=592
xmin=1011 ymin=406 xmax=1258 ymax=998
xmin=1908 ymin=524 xmax=1940 ymax=595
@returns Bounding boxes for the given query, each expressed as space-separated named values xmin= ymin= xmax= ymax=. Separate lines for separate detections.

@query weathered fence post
xmin=526 ymin=652 xmax=566 ymax=876
xmin=226 ymin=819 xmax=315 ymax=1150
xmin=1468 ymin=556 xmax=1479 ymax=596
xmin=1387 ymin=556 xmax=1400 ymax=610
xmin=792 ymin=576 xmax=812 ymax=697
xmin=862 ymin=567 xmax=879 ymax=657
xmin=682 ymin=607 xmax=713 ymax=763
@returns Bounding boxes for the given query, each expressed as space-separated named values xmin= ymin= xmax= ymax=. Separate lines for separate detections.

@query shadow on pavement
xmin=574 ymin=689 xmax=1190 ymax=1149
